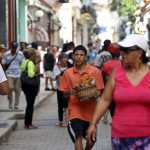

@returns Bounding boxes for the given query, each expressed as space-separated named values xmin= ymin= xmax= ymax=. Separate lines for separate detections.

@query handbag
xmin=20 ymin=61 xmax=40 ymax=86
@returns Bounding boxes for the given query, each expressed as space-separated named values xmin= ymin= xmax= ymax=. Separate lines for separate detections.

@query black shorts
xmin=67 ymin=118 xmax=89 ymax=143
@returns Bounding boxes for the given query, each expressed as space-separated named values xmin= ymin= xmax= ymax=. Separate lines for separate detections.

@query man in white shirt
xmin=2 ymin=41 xmax=24 ymax=109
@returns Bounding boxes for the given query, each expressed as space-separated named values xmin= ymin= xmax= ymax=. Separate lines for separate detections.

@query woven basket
xmin=76 ymin=85 xmax=98 ymax=102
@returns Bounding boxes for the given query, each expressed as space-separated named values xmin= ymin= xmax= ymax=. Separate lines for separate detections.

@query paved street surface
xmin=0 ymin=93 xmax=112 ymax=150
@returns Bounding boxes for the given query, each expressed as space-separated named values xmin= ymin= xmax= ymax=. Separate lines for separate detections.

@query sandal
xmin=61 ymin=122 xmax=68 ymax=127
xmin=25 ymin=125 xmax=38 ymax=129
xmin=55 ymin=122 xmax=63 ymax=127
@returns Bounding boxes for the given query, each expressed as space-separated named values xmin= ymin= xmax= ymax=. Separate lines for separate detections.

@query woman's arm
xmin=86 ymin=69 xmax=115 ymax=144
xmin=91 ymin=70 xmax=115 ymax=124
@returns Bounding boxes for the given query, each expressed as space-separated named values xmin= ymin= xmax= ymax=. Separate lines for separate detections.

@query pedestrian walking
xmin=2 ymin=41 xmax=24 ymax=109
xmin=43 ymin=48 xmax=55 ymax=91
xmin=59 ymin=45 xmax=104 ymax=150
xmin=53 ymin=53 xmax=68 ymax=127
xmin=87 ymin=42 xmax=98 ymax=66
xmin=87 ymin=34 xmax=150 ymax=150
xmin=19 ymin=42 xmax=27 ymax=52
xmin=101 ymin=43 xmax=121 ymax=124
xmin=95 ymin=39 xmax=112 ymax=69
xmin=95 ymin=39 xmax=112 ymax=124
xmin=0 ymin=64 xmax=9 ymax=95
xmin=21 ymin=48 xmax=40 ymax=129
xmin=65 ymin=41 xmax=75 ymax=68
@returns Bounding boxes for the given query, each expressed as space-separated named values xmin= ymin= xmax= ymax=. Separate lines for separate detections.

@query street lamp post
xmin=35 ymin=9 xmax=44 ymax=22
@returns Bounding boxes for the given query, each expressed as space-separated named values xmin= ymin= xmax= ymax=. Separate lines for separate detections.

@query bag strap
xmin=25 ymin=60 xmax=30 ymax=72
xmin=57 ymin=66 xmax=66 ymax=75
xmin=57 ymin=66 xmax=62 ymax=72
xmin=5 ymin=52 xmax=18 ymax=70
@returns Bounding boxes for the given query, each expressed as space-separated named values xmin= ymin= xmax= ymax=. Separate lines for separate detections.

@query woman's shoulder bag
xmin=20 ymin=61 xmax=40 ymax=86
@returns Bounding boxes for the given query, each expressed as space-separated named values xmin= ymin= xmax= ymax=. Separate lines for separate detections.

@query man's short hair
xmin=20 ymin=41 xmax=27 ymax=46
xmin=31 ymin=42 xmax=38 ymax=49
xmin=73 ymin=45 xmax=87 ymax=55
xmin=87 ymin=42 xmax=93 ymax=47
xmin=103 ymin=39 xmax=111 ymax=49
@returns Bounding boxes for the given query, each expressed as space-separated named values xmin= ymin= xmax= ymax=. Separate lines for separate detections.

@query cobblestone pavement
xmin=0 ymin=93 xmax=112 ymax=150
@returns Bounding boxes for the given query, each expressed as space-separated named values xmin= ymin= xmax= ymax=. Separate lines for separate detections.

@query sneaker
xmin=9 ymin=106 xmax=13 ymax=109
xmin=55 ymin=122 xmax=63 ymax=127
xmin=51 ymin=88 xmax=56 ymax=91
xmin=45 ymin=88 xmax=50 ymax=91
xmin=14 ymin=106 xmax=19 ymax=109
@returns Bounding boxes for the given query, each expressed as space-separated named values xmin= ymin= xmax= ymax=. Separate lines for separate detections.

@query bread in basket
xmin=74 ymin=76 xmax=99 ymax=102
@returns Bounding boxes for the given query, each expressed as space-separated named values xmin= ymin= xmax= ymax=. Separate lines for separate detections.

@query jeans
xmin=22 ymin=83 xmax=38 ymax=126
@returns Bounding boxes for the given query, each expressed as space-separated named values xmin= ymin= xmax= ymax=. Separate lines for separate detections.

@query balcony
xmin=80 ymin=5 xmax=97 ymax=20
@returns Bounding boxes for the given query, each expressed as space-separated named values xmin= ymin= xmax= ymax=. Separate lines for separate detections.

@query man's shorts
xmin=45 ymin=71 xmax=52 ymax=78
xmin=67 ymin=118 xmax=89 ymax=143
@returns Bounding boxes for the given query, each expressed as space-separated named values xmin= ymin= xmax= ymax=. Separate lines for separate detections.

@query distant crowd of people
xmin=0 ymin=34 xmax=150 ymax=149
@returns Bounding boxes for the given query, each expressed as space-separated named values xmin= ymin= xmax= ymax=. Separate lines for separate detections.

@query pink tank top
xmin=112 ymin=66 xmax=150 ymax=137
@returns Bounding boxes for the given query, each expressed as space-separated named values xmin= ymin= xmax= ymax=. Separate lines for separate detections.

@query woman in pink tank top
xmin=86 ymin=34 xmax=150 ymax=150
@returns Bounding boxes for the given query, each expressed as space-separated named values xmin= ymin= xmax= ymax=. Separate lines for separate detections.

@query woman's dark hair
xmin=73 ymin=45 xmax=87 ymax=55
xmin=103 ymin=39 xmax=111 ymax=50
xmin=31 ymin=42 xmax=38 ymax=49
xmin=68 ymin=41 xmax=75 ymax=49
xmin=141 ymin=51 xmax=149 ymax=63
xmin=62 ymin=43 xmax=69 ymax=53
xmin=58 ymin=53 xmax=67 ymax=60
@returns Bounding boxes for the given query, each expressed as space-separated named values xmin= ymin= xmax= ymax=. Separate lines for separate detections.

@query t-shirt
xmin=102 ymin=60 xmax=122 ymax=76
xmin=43 ymin=53 xmax=55 ymax=71
xmin=59 ymin=64 xmax=104 ymax=122
xmin=21 ymin=59 xmax=36 ymax=78
xmin=53 ymin=65 xmax=67 ymax=89
xmin=2 ymin=50 xmax=24 ymax=77
xmin=112 ymin=66 xmax=150 ymax=137
xmin=87 ymin=49 xmax=98 ymax=65
xmin=95 ymin=51 xmax=112 ymax=68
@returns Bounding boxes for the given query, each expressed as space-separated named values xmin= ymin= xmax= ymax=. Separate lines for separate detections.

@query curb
xmin=0 ymin=92 xmax=53 ymax=145
xmin=0 ymin=120 xmax=17 ymax=144
xmin=9 ymin=92 xmax=53 ymax=120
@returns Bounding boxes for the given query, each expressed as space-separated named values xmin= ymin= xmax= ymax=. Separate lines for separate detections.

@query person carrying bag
xmin=21 ymin=48 xmax=40 ymax=129
xmin=20 ymin=60 xmax=40 ymax=86
xmin=2 ymin=52 xmax=18 ymax=71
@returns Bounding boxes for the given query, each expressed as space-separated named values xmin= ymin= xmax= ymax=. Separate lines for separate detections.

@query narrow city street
xmin=0 ymin=1 xmax=150 ymax=150
xmin=0 ymin=93 xmax=112 ymax=150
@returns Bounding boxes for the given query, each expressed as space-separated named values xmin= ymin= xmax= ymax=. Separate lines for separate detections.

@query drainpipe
xmin=8 ymin=0 xmax=17 ymax=48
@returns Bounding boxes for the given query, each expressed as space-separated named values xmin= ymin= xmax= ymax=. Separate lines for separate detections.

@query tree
xmin=111 ymin=0 xmax=136 ymax=17
xmin=111 ymin=0 xmax=137 ymax=33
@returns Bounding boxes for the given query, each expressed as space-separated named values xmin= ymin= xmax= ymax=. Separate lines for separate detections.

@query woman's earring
xmin=137 ymin=57 xmax=141 ymax=63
